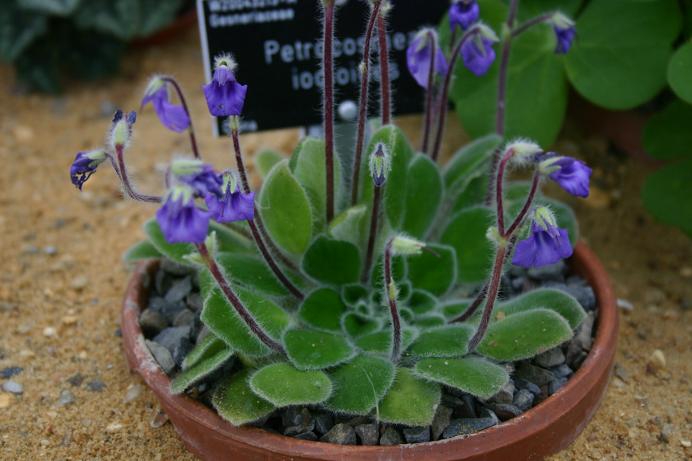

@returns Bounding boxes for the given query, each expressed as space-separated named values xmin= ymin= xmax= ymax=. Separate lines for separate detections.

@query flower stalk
xmin=160 ymin=77 xmax=200 ymax=159
xmin=197 ymin=242 xmax=284 ymax=353
xmin=322 ymin=0 xmax=336 ymax=223
xmin=351 ymin=0 xmax=382 ymax=206
xmin=376 ymin=10 xmax=392 ymax=125
xmin=383 ymin=238 xmax=402 ymax=361
xmin=421 ymin=29 xmax=438 ymax=154
xmin=363 ymin=186 xmax=383 ymax=283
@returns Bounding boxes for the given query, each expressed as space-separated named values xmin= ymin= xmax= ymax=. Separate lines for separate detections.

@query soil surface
xmin=0 ymin=29 xmax=690 ymax=460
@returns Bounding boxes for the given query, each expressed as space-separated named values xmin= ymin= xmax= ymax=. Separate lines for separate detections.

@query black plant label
xmin=198 ymin=0 xmax=448 ymax=134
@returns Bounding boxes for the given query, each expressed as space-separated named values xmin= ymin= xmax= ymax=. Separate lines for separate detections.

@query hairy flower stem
xmin=229 ymin=118 xmax=298 ymax=271
xmin=468 ymin=148 xmax=540 ymax=348
xmin=197 ymin=242 xmax=284 ymax=352
xmin=421 ymin=30 xmax=438 ymax=154
xmin=161 ymin=77 xmax=200 ymax=159
xmin=383 ymin=239 xmax=402 ymax=361
xmin=114 ymin=146 xmax=161 ymax=203
xmin=323 ymin=0 xmax=336 ymax=223
xmin=362 ymin=186 xmax=383 ymax=283
xmin=229 ymin=121 xmax=303 ymax=297
xmin=431 ymin=27 xmax=479 ymax=161
xmin=512 ymin=12 xmax=555 ymax=38
xmin=351 ymin=0 xmax=382 ymax=206
xmin=377 ymin=13 xmax=392 ymax=125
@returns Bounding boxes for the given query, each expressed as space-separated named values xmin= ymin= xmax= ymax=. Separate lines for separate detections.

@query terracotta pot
xmin=121 ymin=242 xmax=618 ymax=461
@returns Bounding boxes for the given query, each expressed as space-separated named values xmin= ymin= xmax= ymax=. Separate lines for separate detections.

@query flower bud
xmin=390 ymin=235 xmax=426 ymax=256
xmin=369 ymin=143 xmax=391 ymax=187
xmin=506 ymin=139 xmax=542 ymax=164
xmin=485 ymin=226 xmax=507 ymax=247
xmin=550 ymin=12 xmax=576 ymax=54
xmin=533 ymin=206 xmax=558 ymax=231
xmin=109 ymin=110 xmax=136 ymax=150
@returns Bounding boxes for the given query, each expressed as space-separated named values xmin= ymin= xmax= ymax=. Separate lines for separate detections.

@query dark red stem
xmin=421 ymin=30 xmax=437 ymax=155
xmin=495 ymin=149 xmax=514 ymax=235
xmin=505 ymin=172 xmax=540 ymax=237
xmin=376 ymin=13 xmax=391 ymax=125
xmin=384 ymin=240 xmax=402 ymax=361
xmin=351 ymin=0 xmax=382 ymax=206
xmin=467 ymin=246 xmax=507 ymax=351
xmin=161 ymin=77 xmax=200 ymax=159
xmin=512 ymin=12 xmax=555 ymax=38
xmin=197 ymin=243 xmax=284 ymax=352
xmin=114 ymin=145 xmax=161 ymax=203
xmin=362 ymin=185 xmax=383 ymax=282
xmin=323 ymin=1 xmax=336 ymax=222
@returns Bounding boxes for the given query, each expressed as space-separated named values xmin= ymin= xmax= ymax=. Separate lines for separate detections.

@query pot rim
xmin=121 ymin=242 xmax=618 ymax=459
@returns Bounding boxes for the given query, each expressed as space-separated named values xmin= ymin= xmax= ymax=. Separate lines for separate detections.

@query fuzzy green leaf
xmin=443 ymin=134 xmax=501 ymax=190
xmin=414 ymin=357 xmax=509 ymax=400
xmin=441 ymin=206 xmax=494 ymax=284
xmin=414 ymin=314 xmax=447 ymax=328
xmin=289 ymin=137 xmax=343 ymax=231
xmin=565 ymin=0 xmax=681 ymax=109
xmin=409 ymin=290 xmax=437 ymax=315
xmin=495 ymin=288 xmax=586 ymax=329
xmin=211 ymin=222 xmax=254 ymax=254
xmin=406 ymin=244 xmax=457 ymax=296
xmin=123 ymin=240 xmax=161 ymax=263
xmin=642 ymin=100 xmax=692 ymax=161
xmin=302 ymin=236 xmax=361 ymax=285
xmin=407 ymin=325 xmax=474 ymax=358
xmin=212 ymin=369 xmax=275 ymax=426
xmin=201 ymin=288 xmax=290 ymax=357
xmin=326 ymin=355 xmax=396 ymax=415
xmin=143 ymin=219 xmax=194 ymax=265
xmin=440 ymin=299 xmax=472 ymax=320
xmin=182 ymin=334 xmax=228 ymax=370
xmin=360 ymin=125 xmax=415 ymax=227
xmin=249 ymin=362 xmax=332 ymax=406
xmin=355 ymin=328 xmax=418 ymax=354
xmin=284 ymin=328 xmax=355 ymax=370
xmin=477 ymin=308 xmax=573 ymax=362
xmin=401 ymin=154 xmax=443 ymax=238
xmin=642 ymin=159 xmax=692 ymax=235
xmin=379 ymin=368 xmax=441 ymax=426
xmin=259 ymin=160 xmax=312 ymax=255
xmin=298 ymin=288 xmax=346 ymax=332
xmin=255 ymin=149 xmax=284 ymax=178
xmin=342 ymin=313 xmax=381 ymax=338
xmin=216 ymin=253 xmax=288 ymax=297
xmin=329 ymin=204 xmax=368 ymax=247
xmin=170 ymin=343 xmax=233 ymax=394
xmin=341 ymin=284 xmax=369 ymax=307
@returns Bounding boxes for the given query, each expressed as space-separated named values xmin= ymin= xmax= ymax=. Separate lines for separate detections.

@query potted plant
xmin=69 ymin=0 xmax=617 ymax=459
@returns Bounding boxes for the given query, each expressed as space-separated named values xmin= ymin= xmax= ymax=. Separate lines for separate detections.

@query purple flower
xmin=540 ymin=155 xmax=592 ymax=198
xmin=512 ymin=208 xmax=573 ymax=269
xmin=141 ymin=77 xmax=190 ymax=133
xmin=461 ymin=34 xmax=496 ymax=76
xmin=206 ymin=172 xmax=255 ymax=223
xmin=171 ymin=159 xmax=222 ymax=197
xmin=156 ymin=186 xmax=211 ymax=244
xmin=552 ymin=13 xmax=576 ymax=54
xmin=406 ymin=29 xmax=448 ymax=89
xmin=70 ymin=149 xmax=106 ymax=190
xmin=203 ymin=55 xmax=248 ymax=117
xmin=450 ymin=0 xmax=479 ymax=31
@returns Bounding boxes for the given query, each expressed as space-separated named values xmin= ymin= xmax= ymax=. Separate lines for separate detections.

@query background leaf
xmin=0 ymin=2 xmax=47 ymax=62
xmin=401 ymin=154 xmax=443 ymax=238
xmin=302 ymin=236 xmax=361 ymax=285
xmin=642 ymin=100 xmax=692 ymax=160
xmin=565 ymin=0 xmax=682 ymax=109
xmin=642 ymin=159 xmax=692 ymax=236
xmin=406 ymin=243 xmax=457 ymax=296
xmin=441 ymin=206 xmax=495 ymax=285
xmin=668 ymin=41 xmax=692 ymax=104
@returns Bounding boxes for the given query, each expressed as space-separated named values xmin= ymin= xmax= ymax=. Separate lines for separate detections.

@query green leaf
xmin=259 ymin=160 xmax=312 ymax=255
xmin=379 ymin=368 xmax=441 ymax=426
xmin=517 ymin=0 xmax=581 ymax=18
xmin=401 ymin=154 xmax=443 ymax=238
xmin=642 ymin=100 xmax=692 ymax=161
xmin=477 ymin=308 xmax=573 ymax=362
xmin=415 ymin=356 xmax=509 ymax=399
xmin=440 ymin=299 xmax=471 ymax=320
xmin=211 ymin=222 xmax=254 ymax=254
xmin=249 ymin=362 xmax=332 ymax=406
xmin=443 ymin=134 xmax=501 ymax=190
xmin=212 ymin=369 xmax=275 ymax=426
xmin=360 ymin=125 xmax=415 ymax=228
xmin=565 ymin=0 xmax=682 ymax=109
xmin=440 ymin=206 xmax=494 ymax=284
xmin=668 ymin=41 xmax=692 ymax=104
xmin=355 ymin=328 xmax=418 ymax=354
xmin=298 ymin=288 xmax=346 ymax=332
xmin=642 ymin=159 xmax=692 ymax=235
xmin=414 ymin=314 xmax=446 ymax=328
xmin=182 ymin=334 xmax=228 ymax=370
xmin=302 ymin=236 xmax=361 ymax=285
xmin=326 ymin=355 xmax=396 ymax=415
xmin=170 ymin=343 xmax=233 ymax=394
xmin=289 ymin=137 xmax=343 ymax=231
xmin=284 ymin=328 xmax=355 ymax=370
xmin=0 ymin=2 xmax=47 ymax=62
xmin=406 ymin=243 xmax=457 ymax=296
xmin=495 ymin=288 xmax=586 ymax=329
xmin=216 ymin=253 xmax=288 ymax=297
xmin=74 ymin=0 xmax=184 ymax=40
xmin=329 ymin=204 xmax=368 ymax=246
xmin=143 ymin=219 xmax=194 ymax=265
xmin=255 ymin=149 xmax=284 ymax=178
xmin=123 ymin=240 xmax=161 ymax=263
xmin=341 ymin=284 xmax=369 ymax=307
xmin=407 ymin=325 xmax=474 ymax=358
xmin=342 ymin=313 xmax=381 ymax=338
xmin=443 ymin=0 xmax=567 ymax=146
xmin=18 ymin=0 xmax=81 ymax=15
xmin=201 ymin=288 xmax=291 ymax=357
xmin=408 ymin=289 xmax=437 ymax=315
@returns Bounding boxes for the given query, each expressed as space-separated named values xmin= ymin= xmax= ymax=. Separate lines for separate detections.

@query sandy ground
xmin=0 ymin=29 xmax=690 ymax=460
